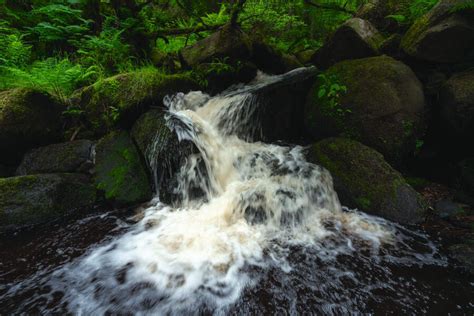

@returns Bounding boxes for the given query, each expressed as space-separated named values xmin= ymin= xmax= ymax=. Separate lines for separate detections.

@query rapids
xmin=1 ymin=68 xmax=473 ymax=315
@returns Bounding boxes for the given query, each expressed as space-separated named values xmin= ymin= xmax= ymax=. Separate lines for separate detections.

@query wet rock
xmin=70 ymin=68 xmax=201 ymax=136
xmin=252 ymin=41 xmax=303 ymax=74
xmin=131 ymin=110 xmax=195 ymax=202
xmin=180 ymin=24 xmax=253 ymax=68
xmin=0 ymin=173 xmax=96 ymax=228
xmin=448 ymin=243 xmax=474 ymax=274
xmin=439 ymin=70 xmax=474 ymax=138
xmin=16 ymin=140 xmax=94 ymax=176
xmin=307 ymin=138 xmax=427 ymax=224
xmin=311 ymin=18 xmax=384 ymax=69
xmin=401 ymin=0 xmax=474 ymax=63
xmin=195 ymin=61 xmax=257 ymax=95
xmin=94 ymin=131 xmax=152 ymax=206
xmin=0 ymin=88 xmax=63 ymax=165
xmin=305 ymin=56 xmax=425 ymax=165
xmin=435 ymin=199 xmax=465 ymax=219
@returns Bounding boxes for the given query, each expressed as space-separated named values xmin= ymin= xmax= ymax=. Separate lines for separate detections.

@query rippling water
xmin=1 ymin=69 xmax=473 ymax=314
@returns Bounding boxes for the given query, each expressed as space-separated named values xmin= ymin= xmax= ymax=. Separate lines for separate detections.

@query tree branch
xmin=303 ymin=0 xmax=355 ymax=14
xmin=151 ymin=23 xmax=224 ymax=37
xmin=230 ymin=0 xmax=247 ymax=27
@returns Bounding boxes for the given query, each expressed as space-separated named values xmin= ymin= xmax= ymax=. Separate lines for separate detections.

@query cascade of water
xmin=17 ymin=68 xmax=448 ymax=315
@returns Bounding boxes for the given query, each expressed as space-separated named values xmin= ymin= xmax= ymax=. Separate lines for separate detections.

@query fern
xmin=0 ymin=57 xmax=97 ymax=100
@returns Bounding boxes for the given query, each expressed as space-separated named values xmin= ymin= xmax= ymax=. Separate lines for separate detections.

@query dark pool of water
xmin=1 ymin=209 xmax=473 ymax=315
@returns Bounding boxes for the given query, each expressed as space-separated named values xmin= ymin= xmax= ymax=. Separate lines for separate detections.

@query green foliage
xmin=0 ymin=57 xmax=97 ymax=100
xmin=0 ymin=23 xmax=31 ymax=67
xmin=26 ymin=4 xmax=91 ymax=53
xmin=317 ymin=73 xmax=348 ymax=115
xmin=450 ymin=0 xmax=474 ymax=13
xmin=77 ymin=18 xmax=134 ymax=76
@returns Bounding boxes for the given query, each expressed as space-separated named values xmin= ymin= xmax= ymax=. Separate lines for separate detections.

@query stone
xmin=0 ymin=88 xmax=63 ymax=165
xmin=180 ymin=24 xmax=253 ymax=68
xmin=0 ymin=173 xmax=96 ymax=228
xmin=311 ymin=18 xmax=384 ymax=69
xmin=94 ymin=131 xmax=152 ymax=205
xmin=401 ymin=0 xmax=474 ymax=63
xmin=307 ymin=138 xmax=427 ymax=224
xmin=305 ymin=56 xmax=425 ymax=165
xmin=70 ymin=68 xmax=201 ymax=136
xmin=16 ymin=140 xmax=94 ymax=175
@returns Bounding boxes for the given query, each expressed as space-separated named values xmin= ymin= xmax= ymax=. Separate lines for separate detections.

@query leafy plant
xmin=317 ymin=73 xmax=349 ymax=115
xmin=0 ymin=57 xmax=97 ymax=100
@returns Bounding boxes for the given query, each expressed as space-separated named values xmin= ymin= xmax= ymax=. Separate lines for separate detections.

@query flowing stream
xmin=1 ymin=69 xmax=474 ymax=315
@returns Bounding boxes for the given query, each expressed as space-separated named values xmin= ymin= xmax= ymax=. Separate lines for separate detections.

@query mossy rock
xmin=16 ymin=140 xmax=94 ymax=176
xmin=94 ymin=130 xmax=152 ymax=206
xmin=0 ymin=88 xmax=63 ymax=165
xmin=306 ymin=138 xmax=427 ymax=224
xmin=401 ymin=0 xmax=474 ymax=63
xmin=311 ymin=18 xmax=384 ymax=69
xmin=180 ymin=24 xmax=253 ymax=68
xmin=448 ymin=243 xmax=474 ymax=274
xmin=131 ymin=110 xmax=196 ymax=203
xmin=305 ymin=56 xmax=425 ymax=165
xmin=70 ymin=68 xmax=202 ymax=136
xmin=251 ymin=41 xmax=303 ymax=74
xmin=0 ymin=173 xmax=96 ymax=228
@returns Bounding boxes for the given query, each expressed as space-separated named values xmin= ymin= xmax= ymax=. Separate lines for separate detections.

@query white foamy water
xmin=39 ymin=69 xmax=447 ymax=315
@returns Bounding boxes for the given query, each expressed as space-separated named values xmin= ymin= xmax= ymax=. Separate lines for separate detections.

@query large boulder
xmin=16 ymin=140 xmax=94 ymax=175
xmin=401 ymin=0 xmax=474 ymax=63
xmin=70 ymin=68 xmax=201 ymax=135
xmin=305 ymin=56 xmax=425 ymax=164
xmin=180 ymin=24 xmax=253 ymax=68
xmin=439 ymin=70 xmax=474 ymax=138
xmin=131 ymin=109 xmax=196 ymax=202
xmin=311 ymin=18 xmax=384 ymax=69
xmin=94 ymin=131 xmax=152 ymax=206
xmin=306 ymin=138 xmax=427 ymax=224
xmin=0 ymin=88 xmax=63 ymax=165
xmin=0 ymin=173 xmax=96 ymax=228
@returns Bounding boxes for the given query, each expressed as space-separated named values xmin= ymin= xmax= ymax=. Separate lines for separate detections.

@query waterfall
xmin=34 ymin=68 xmax=447 ymax=315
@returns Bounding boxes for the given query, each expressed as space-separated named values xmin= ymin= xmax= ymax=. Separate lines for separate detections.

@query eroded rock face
xmin=311 ymin=18 xmax=384 ymax=69
xmin=180 ymin=24 xmax=253 ymax=68
xmin=131 ymin=110 xmax=195 ymax=202
xmin=401 ymin=0 xmax=474 ymax=63
xmin=94 ymin=131 xmax=152 ymax=206
xmin=16 ymin=140 xmax=94 ymax=176
xmin=305 ymin=56 xmax=425 ymax=165
xmin=306 ymin=138 xmax=427 ymax=224
xmin=0 ymin=173 xmax=96 ymax=228
xmin=0 ymin=88 xmax=63 ymax=166
xmin=439 ymin=69 xmax=474 ymax=137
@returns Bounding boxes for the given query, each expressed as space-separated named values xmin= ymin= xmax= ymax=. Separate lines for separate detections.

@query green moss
xmin=0 ymin=174 xmax=96 ymax=227
xmin=94 ymin=130 xmax=152 ymax=205
xmin=74 ymin=68 xmax=202 ymax=135
xmin=308 ymin=138 xmax=425 ymax=223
